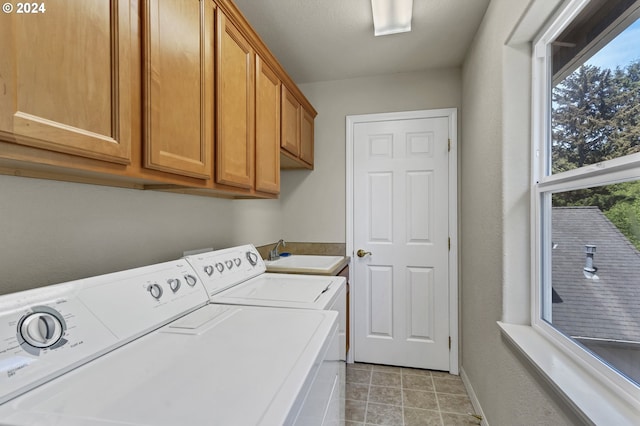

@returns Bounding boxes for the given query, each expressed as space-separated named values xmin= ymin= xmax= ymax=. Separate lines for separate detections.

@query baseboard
xmin=460 ymin=366 xmax=489 ymax=426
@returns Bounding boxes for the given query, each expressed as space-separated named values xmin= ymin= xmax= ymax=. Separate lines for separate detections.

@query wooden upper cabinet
xmin=143 ymin=0 xmax=214 ymax=179
xmin=281 ymin=86 xmax=300 ymax=158
xmin=255 ymin=56 xmax=281 ymax=194
xmin=300 ymin=107 xmax=314 ymax=166
xmin=216 ymin=11 xmax=254 ymax=189
xmin=281 ymin=84 xmax=315 ymax=169
xmin=0 ymin=0 xmax=314 ymax=197
xmin=0 ymin=0 xmax=132 ymax=164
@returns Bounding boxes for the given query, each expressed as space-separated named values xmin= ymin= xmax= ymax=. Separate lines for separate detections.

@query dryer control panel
xmin=185 ymin=244 xmax=266 ymax=297
xmin=76 ymin=260 xmax=208 ymax=341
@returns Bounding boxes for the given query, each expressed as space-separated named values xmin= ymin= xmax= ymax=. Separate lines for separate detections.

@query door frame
xmin=345 ymin=108 xmax=459 ymax=374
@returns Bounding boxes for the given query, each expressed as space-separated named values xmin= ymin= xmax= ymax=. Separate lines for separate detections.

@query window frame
xmin=531 ymin=0 xmax=640 ymax=408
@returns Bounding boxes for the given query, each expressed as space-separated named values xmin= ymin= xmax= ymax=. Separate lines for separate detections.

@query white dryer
xmin=185 ymin=244 xmax=347 ymax=358
xmin=0 ymin=260 xmax=341 ymax=425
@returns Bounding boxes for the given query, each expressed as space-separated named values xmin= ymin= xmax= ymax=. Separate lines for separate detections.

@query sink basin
xmin=264 ymin=255 xmax=344 ymax=273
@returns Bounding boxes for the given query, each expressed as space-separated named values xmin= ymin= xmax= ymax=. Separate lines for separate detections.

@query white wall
xmin=461 ymin=0 xmax=584 ymax=424
xmin=280 ymin=69 xmax=462 ymax=242
xmin=0 ymin=174 xmax=282 ymax=294
xmin=231 ymin=198 xmax=282 ymax=246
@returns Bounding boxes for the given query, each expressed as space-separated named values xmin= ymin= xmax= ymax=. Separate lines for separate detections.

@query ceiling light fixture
xmin=371 ymin=0 xmax=413 ymax=36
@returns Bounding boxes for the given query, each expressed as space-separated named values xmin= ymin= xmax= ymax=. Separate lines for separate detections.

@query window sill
xmin=498 ymin=321 xmax=640 ymax=425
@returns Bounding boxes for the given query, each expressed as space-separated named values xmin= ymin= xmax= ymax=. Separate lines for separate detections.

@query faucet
xmin=268 ymin=239 xmax=286 ymax=260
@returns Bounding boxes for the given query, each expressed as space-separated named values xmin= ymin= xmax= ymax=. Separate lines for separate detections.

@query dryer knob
xmin=246 ymin=251 xmax=259 ymax=266
xmin=148 ymin=283 xmax=163 ymax=300
xmin=20 ymin=312 xmax=64 ymax=349
xmin=185 ymin=274 xmax=198 ymax=287
xmin=204 ymin=265 xmax=214 ymax=276
xmin=215 ymin=262 xmax=225 ymax=273
xmin=168 ymin=278 xmax=181 ymax=293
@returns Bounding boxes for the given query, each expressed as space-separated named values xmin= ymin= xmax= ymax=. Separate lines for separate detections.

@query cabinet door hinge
xmin=448 ymin=237 xmax=451 ymax=251
xmin=448 ymin=138 xmax=451 ymax=152
xmin=449 ymin=336 xmax=452 ymax=350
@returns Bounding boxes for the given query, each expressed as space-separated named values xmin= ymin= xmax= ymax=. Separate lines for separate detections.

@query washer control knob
xmin=20 ymin=312 xmax=64 ymax=349
xmin=234 ymin=257 xmax=242 ymax=267
xmin=225 ymin=260 xmax=234 ymax=269
xmin=148 ymin=283 xmax=163 ymax=300
xmin=185 ymin=274 xmax=197 ymax=287
xmin=246 ymin=251 xmax=259 ymax=266
xmin=167 ymin=278 xmax=181 ymax=293
xmin=204 ymin=265 xmax=214 ymax=276
xmin=215 ymin=262 xmax=225 ymax=273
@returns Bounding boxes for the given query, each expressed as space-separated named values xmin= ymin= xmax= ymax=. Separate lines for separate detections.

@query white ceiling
xmin=232 ymin=0 xmax=491 ymax=84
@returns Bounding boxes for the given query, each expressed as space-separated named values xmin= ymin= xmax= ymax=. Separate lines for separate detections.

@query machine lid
xmin=0 ymin=305 xmax=338 ymax=426
xmin=211 ymin=274 xmax=345 ymax=309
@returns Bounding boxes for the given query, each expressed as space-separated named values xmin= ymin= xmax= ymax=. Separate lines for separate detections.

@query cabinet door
xmin=216 ymin=12 xmax=254 ymax=189
xmin=143 ymin=0 xmax=214 ymax=179
xmin=255 ymin=57 xmax=281 ymax=194
xmin=300 ymin=107 xmax=314 ymax=166
xmin=281 ymin=86 xmax=300 ymax=157
xmin=0 ymin=0 xmax=131 ymax=164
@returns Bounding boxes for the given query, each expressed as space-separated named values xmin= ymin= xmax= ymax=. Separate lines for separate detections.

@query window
xmin=533 ymin=0 xmax=640 ymax=402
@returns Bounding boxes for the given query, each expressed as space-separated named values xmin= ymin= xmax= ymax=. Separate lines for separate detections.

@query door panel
xmin=407 ymin=171 xmax=433 ymax=242
xmin=281 ymin=86 xmax=300 ymax=157
xmin=216 ymin=11 xmax=254 ymax=189
xmin=143 ymin=0 xmax=214 ymax=179
xmin=369 ymin=265 xmax=393 ymax=337
xmin=3 ymin=0 xmax=131 ymax=164
xmin=369 ymin=173 xmax=393 ymax=241
xmin=300 ymin=107 xmax=314 ymax=165
xmin=353 ymin=115 xmax=450 ymax=370
xmin=255 ymin=56 xmax=280 ymax=194
xmin=407 ymin=267 xmax=433 ymax=340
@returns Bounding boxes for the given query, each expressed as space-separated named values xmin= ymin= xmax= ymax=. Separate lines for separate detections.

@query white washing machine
xmin=0 ymin=259 xmax=341 ymax=425
xmin=185 ymin=244 xmax=347 ymax=358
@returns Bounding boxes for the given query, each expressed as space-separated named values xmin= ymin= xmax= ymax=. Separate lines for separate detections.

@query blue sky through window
xmin=586 ymin=18 xmax=640 ymax=69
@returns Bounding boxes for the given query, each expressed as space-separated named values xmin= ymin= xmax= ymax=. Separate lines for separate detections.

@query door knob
xmin=356 ymin=249 xmax=372 ymax=258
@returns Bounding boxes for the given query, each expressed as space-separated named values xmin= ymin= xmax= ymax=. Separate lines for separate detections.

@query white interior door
xmin=348 ymin=110 xmax=456 ymax=371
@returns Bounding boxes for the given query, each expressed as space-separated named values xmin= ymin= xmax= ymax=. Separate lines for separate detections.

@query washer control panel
xmin=185 ymin=244 xmax=266 ymax=297
xmin=0 ymin=283 xmax=119 ymax=405
xmin=0 ymin=260 xmax=209 ymax=405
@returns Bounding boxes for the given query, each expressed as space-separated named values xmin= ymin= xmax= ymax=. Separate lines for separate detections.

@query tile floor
xmin=344 ymin=363 xmax=482 ymax=426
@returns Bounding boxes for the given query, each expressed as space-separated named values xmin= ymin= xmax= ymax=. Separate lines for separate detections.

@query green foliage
xmin=551 ymin=184 xmax=628 ymax=210
xmin=552 ymin=65 xmax=617 ymax=171
xmin=552 ymin=182 xmax=640 ymax=250
xmin=552 ymin=61 xmax=640 ymax=173
xmin=603 ymin=181 xmax=640 ymax=250
xmin=605 ymin=200 xmax=640 ymax=250
xmin=552 ymin=61 xmax=640 ymax=249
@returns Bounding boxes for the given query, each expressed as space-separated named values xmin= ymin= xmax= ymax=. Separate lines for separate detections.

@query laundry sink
xmin=264 ymin=255 xmax=345 ymax=274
